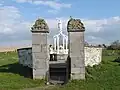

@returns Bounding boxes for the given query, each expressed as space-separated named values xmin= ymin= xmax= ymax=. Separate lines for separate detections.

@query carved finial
xmin=67 ymin=17 xmax=85 ymax=32
xmin=31 ymin=18 xmax=48 ymax=30
xmin=31 ymin=18 xmax=49 ymax=33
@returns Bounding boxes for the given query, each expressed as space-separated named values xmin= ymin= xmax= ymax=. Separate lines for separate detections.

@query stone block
xmin=84 ymin=47 xmax=102 ymax=66
xmin=32 ymin=52 xmax=47 ymax=59
xmin=32 ymin=31 xmax=49 ymax=79
xmin=32 ymin=44 xmax=47 ymax=53
xmin=33 ymin=68 xmax=47 ymax=79
xmin=17 ymin=48 xmax=32 ymax=67
xmin=70 ymin=56 xmax=84 ymax=68
xmin=32 ymin=33 xmax=47 ymax=45
xmin=71 ymin=73 xmax=85 ymax=80
xmin=33 ymin=58 xmax=47 ymax=69
xmin=71 ymin=67 xmax=85 ymax=74
xmin=68 ymin=31 xmax=85 ymax=80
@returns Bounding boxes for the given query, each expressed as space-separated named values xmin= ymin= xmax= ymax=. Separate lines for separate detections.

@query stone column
xmin=67 ymin=18 xmax=85 ymax=80
xmin=31 ymin=18 xmax=49 ymax=79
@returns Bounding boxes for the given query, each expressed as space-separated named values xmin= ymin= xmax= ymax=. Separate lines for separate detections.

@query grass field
xmin=0 ymin=50 xmax=120 ymax=90
xmin=0 ymin=52 xmax=45 ymax=90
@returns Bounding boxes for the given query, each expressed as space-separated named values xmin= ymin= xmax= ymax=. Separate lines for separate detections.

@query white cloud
xmin=33 ymin=0 xmax=71 ymax=10
xmin=0 ymin=6 xmax=21 ymax=34
xmin=0 ymin=4 xmax=3 ymax=6
xmin=0 ymin=0 xmax=4 ymax=5
xmin=45 ymin=17 xmax=120 ymax=44
xmin=0 ymin=6 xmax=32 ymax=46
xmin=48 ymin=9 xmax=58 ymax=14
xmin=14 ymin=0 xmax=71 ymax=14
xmin=82 ymin=17 xmax=120 ymax=44
xmin=15 ymin=0 xmax=71 ymax=10
xmin=0 ymin=5 xmax=120 ymax=46
xmin=0 ymin=6 xmax=21 ymax=19
xmin=15 ymin=0 xmax=27 ymax=3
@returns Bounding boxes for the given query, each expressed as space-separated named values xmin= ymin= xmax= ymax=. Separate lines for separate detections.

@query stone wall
xmin=17 ymin=47 xmax=102 ymax=68
xmin=17 ymin=47 xmax=33 ymax=68
xmin=85 ymin=47 xmax=102 ymax=67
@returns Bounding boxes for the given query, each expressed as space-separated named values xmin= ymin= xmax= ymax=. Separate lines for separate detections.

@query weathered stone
xmin=31 ymin=18 xmax=49 ymax=33
xmin=67 ymin=18 xmax=85 ymax=32
xmin=33 ymin=69 xmax=47 ymax=79
xmin=17 ymin=47 xmax=33 ymax=68
xmin=17 ymin=17 xmax=103 ymax=84
xmin=31 ymin=19 xmax=49 ymax=79
xmin=71 ymin=67 xmax=85 ymax=74
xmin=32 ymin=34 xmax=48 ymax=79
xmin=17 ymin=46 xmax=102 ymax=71
xmin=71 ymin=73 xmax=85 ymax=80
xmin=67 ymin=17 xmax=85 ymax=80
xmin=32 ymin=33 xmax=47 ymax=45
xmin=68 ymin=31 xmax=85 ymax=79
xmin=84 ymin=47 xmax=102 ymax=66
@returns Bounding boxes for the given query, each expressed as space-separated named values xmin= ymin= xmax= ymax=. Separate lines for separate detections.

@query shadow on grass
xmin=0 ymin=63 xmax=33 ymax=78
xmin=113 ymin=57 xmax=120 ymax=63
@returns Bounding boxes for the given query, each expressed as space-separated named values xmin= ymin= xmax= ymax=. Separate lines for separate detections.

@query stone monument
xmin=17 ymin=17 xmax=102 ymax=84
xmin=67 ymin=17 xmax=85 ymax=79
xmin=31 ymin=18 xmax=49 ymax=79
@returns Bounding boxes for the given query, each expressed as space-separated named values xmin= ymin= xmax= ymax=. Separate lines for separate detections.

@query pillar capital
xmin=67 ymin=17 xmax=85 ymax=80
xmin=31 ymin=18 xmax=49 ymax=79
xmin=67 ymin=18 xmax=85 ymax=32
xmin=31 ymin=18 xmax=49 ymax=33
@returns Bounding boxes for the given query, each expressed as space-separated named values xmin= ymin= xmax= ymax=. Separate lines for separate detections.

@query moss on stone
xmin=67 ymin=18 xmax=85 ymax=31
xmin=31 ymin=18 xmax=49 ymax=30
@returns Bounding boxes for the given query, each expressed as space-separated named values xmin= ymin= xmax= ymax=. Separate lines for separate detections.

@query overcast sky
xmin=0 ymin=0 xmax=120 ymax=47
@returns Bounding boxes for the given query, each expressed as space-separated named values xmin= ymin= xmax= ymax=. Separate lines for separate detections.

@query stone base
xmin=33 ymin=69 xmax=47 ymax=79
xmin=33 ymin=75 xmax=46 ymax=79
xmin=71 ymin=73 xmax=85 ymax=80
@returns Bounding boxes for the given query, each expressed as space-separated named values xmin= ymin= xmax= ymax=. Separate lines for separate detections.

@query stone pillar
xmin=67 ymin=18 xmax=85 ymax=79
xmin=31 ymin=18 xmax=49 ymax=79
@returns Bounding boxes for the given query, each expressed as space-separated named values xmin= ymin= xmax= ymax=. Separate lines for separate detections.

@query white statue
xmin=53 ymin=19 xmax=68 ymax=54
xmin=58 ymin=19 xmax=62 ymax=33
xmin=49 ymin=45 xmax=53 ymax=54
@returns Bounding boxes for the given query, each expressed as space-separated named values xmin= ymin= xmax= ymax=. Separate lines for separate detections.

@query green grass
xmin=0 ymin=50 xmax=120 ymax=90
xmin=0 ymin=52 xmax=45 ymax=90
xmin=53 ymin=50 xmax=120 ymax=90
xmin=50 ymin=50 xmax=120 ymax=90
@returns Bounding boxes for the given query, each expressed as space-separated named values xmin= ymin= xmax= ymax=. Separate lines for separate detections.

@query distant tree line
xmin=97 ymin=40 xmax=120 ymax=50
xmin=107 ymin=40 xmax=120 ymax=50
xmin=84 ymin=40 xmax=120 ymax=50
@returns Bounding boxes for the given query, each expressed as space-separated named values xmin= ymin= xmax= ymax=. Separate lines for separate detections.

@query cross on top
xmin=58 ymin=19 xmax=62 ymax=33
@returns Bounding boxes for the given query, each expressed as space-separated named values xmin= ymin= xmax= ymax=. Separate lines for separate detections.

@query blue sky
xmin=0 ymin=0 xmax=120 ymax=47
xmin=2 ymin=0 xmax=120 ymax=19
